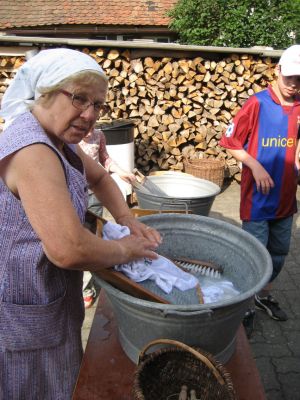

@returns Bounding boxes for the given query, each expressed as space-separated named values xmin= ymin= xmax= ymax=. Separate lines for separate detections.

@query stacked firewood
xmin=0 ymin=56 xmax=25 ymax=98
xmin=0 ymin=55 xmax=26 ymax=129
xmin=87 ymin=47 xmax=276 ymax=181
xmin=0 ymin=48 xmax=277 ymax=180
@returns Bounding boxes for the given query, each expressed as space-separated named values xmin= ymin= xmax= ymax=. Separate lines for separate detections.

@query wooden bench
xmin=73 ymin=291 xmax=266 ymax=400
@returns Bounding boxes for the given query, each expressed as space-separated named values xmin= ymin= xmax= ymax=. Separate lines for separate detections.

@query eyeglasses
xmin=59 ymin=89 xmax=109 ymax=116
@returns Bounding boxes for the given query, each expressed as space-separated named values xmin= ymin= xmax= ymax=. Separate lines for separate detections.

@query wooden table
xmin=73 ymin=292 xmax=266 ymax=400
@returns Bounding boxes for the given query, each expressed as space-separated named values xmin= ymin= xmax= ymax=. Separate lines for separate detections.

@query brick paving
xmin=211 ymin=181 xmax=300 ymax=400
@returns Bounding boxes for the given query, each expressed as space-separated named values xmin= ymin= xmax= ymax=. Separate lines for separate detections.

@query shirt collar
xmin=268 ymin=85 xmax=300 ymax=106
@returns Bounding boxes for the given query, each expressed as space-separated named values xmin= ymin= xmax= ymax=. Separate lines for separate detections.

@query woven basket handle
xmin=138 ymin=339 xmax=225 ymax=386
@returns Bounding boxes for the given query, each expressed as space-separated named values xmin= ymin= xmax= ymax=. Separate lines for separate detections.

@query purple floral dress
xmin=0 ymin=112 xmax=88 ymax=399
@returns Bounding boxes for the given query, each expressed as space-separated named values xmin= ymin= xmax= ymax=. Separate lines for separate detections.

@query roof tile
xmin=0 ymin=0 xmax=177 ymax=28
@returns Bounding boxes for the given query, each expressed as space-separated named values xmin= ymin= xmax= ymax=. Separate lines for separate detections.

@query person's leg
xmin=242 ymin=217 xmax=293 ymax=281
xmin=82 ymin=192 xmax=103 ymax=308
xmin=254 ymin=216 xmax=293 ymax=321
xmin=242 ymin=220 xmax=269 ymax=247
xmin=267 ymin=216 xmax=293 ymax=282
xmin=87 ymin=191 xmax=103 ymax=220
xmin=82 ymin=271 xmax=97 ymax=308
xmin=83 ymin=271 xmax=93 ymax=292
xmin=242 ymin=220 xmax=270 ymax=297
xmin=241 ymin=220 xmax=269 ymax=336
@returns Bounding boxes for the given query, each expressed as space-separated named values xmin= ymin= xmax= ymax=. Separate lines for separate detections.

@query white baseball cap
xmin=279 ymin=45 xmax=300 ymax=76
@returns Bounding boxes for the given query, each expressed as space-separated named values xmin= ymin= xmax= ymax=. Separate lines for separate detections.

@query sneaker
xmin=83 ymin=295 xmax=95 ymax=309
xmin=242 ymin=309 xmax=255 ymax=338
xmin=255 ymin=294 xmax=288 ymax=321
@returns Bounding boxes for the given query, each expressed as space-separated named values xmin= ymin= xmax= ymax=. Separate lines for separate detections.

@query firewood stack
xmin=0 ymin=48 xmax=277 ymax=181
xmin=0 ymin=55 xmax=25 ymax=106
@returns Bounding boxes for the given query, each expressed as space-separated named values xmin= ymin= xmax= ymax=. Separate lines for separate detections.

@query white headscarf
xmin=0 ymin=48 xmax=106 ymax=129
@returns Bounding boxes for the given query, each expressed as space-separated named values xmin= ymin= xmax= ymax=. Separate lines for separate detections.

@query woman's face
xmin=36 ymin=78 xmax=108 ymax=146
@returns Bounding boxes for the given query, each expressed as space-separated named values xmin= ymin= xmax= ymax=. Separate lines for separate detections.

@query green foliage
xmin=168 ymin=0 xmax=300 ymax=48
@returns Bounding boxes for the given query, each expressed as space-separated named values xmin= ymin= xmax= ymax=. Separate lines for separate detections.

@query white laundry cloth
xmin=102 ymin=221 xmax=198 ymax=294
xmin=201 ymin=277 xmax=240 ymax=304
xmin=0 ymin=48 xmax=106 ymax=129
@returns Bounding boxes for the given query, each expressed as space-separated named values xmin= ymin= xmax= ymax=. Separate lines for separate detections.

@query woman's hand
xmin=118 ymin=170 xmax=136 ymax=184
xmin=115 ymin=234 xmax=159 ymax=263
xmin=117 ymin=215 xmax=162 ymax=246
xmin=120 ymin=173 xmax=136 ymax=185
xmin=111 ymin=164 xmax=136 ymax=185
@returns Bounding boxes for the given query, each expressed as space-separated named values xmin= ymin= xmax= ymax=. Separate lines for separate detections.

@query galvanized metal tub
xmin=95 ymin=214 xmax=272 ymax=364
xmin=133 ymin=172 xmax=221 ymax=216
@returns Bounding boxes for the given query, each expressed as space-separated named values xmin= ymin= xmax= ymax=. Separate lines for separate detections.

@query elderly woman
xmin=0 ymin=48 xmax=160 ymax=399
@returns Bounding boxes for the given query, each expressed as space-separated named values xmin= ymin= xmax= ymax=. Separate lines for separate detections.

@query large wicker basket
xmin=132 ymin=339 xmax=237 ymax=400
xmin=184 ymin=158 xmax=225 ymax=188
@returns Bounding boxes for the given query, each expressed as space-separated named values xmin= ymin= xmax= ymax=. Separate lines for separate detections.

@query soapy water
xmin=140 ymin=274 xmax=239 ymax=305
xmin=200 ymin=276 xmax=239 ymax=304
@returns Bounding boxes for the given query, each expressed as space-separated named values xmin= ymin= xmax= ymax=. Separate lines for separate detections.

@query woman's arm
xmin=77 ymin=145 xmax=160 ymax=242
xmin=108 ymin=161 xmax=136 ymax=184
xmin=97 ymin=130 xmax=136 ymax=184
xmin=3 ymin=144 xmax=160 ymax=271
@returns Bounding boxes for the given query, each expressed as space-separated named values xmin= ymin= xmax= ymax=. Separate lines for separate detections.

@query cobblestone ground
xmin=210 ymin=180 xmax=300 ymax=400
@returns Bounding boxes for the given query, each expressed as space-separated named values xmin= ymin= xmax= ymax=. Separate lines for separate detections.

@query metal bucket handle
xmin=162 ymin=309 xmax=213 ymax=317
xmin=160 ymin=201 xmax=189 ymax=214
xmin=138 ymin=338 xmax=225 ymax=385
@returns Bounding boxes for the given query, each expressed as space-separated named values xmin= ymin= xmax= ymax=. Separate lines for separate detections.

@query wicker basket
xmin=184 ymin=158 xmax=225 ymax=188
xmin=132 ymin=339 xmax=237 ymax=400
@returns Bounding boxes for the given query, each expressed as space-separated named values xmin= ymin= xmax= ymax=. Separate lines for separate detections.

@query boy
xmin=220 ymin=45 xmax=300 ymax=333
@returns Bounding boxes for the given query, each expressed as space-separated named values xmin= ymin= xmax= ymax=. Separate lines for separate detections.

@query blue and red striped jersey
xmin=220 ymin=86 xmax=300 ymax=221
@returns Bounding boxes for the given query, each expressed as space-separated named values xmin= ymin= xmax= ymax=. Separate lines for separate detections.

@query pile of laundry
xmin=103 ymin=221 xmax=239 ymax=304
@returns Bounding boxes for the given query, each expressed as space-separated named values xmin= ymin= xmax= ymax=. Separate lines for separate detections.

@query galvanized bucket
xmin=133 ymin=172 xmax=221 ymax=216
xmin=95 ymin=214 xmax=272 ymax=364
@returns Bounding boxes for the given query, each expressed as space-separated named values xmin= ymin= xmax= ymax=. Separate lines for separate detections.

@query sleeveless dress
xmin=0 ymin=112 xmax=88 ymax=399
